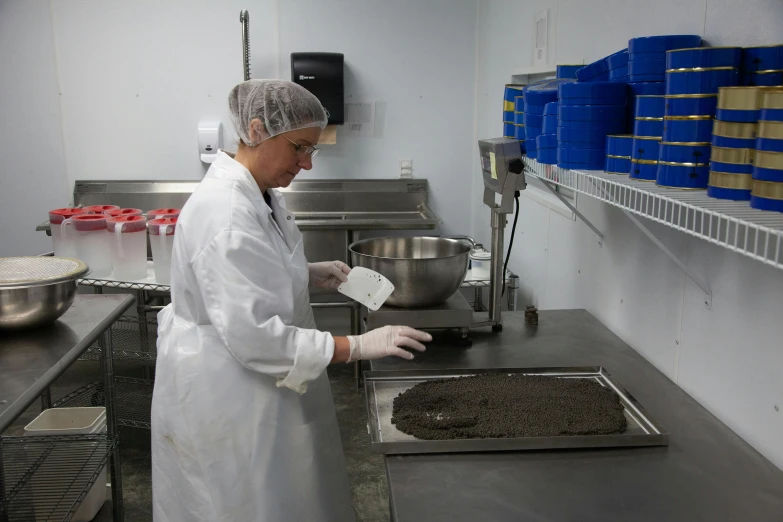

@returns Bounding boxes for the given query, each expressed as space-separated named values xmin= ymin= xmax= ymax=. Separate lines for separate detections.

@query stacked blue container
xmin=525 ymin=79 xmax=571 ymax=159
xmin=557 ymin=82 xmax=627 ymax=170
xmin=707 ymin=86 xmax=760 ymax=200
xmin=741 ymin=45 xmax=783 ymax=87
xmin=657 ymin=46 xmax=742 ymax=189
xmin=537 ymin=102 xmax=559 ymax=164
xmin=751 ymin=89 xmax=783 ymax=212
xmin=605 ymin=135 xmax=633 ymax=174
xmin=503 ymin=84 xmax=525 ymax=140
xmin=630 ymin=95 xmax=665 ymax=180
xmin=557 ymin=65 xmax=583 ymax=80
xmin=513 ymin=94 xmax=526 ymax=152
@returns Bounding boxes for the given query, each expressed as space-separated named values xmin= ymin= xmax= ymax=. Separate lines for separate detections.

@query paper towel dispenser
xmin=291 ymin=52 xmax=344 ymax=125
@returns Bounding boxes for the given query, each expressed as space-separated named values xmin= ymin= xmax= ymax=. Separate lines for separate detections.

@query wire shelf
xmin=53 ymin=378 xmax=154 ymax=430
xmin=77 ymin=261 xmax=171 ymax=292
xmin=81 ymin=315 xmax=158 ymax=364
xmin=524 ymin=158 xmax=783 ymax=270
xmin=0 ymin=434 xmax=116 ymax=522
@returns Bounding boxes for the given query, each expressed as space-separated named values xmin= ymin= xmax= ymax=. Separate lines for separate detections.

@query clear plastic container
xmin=147 ymin=208 xmax=181 ymax=220
xmin=24 ymin=407 xmax=107 ymax=522
xmin=48 ymin=207 xmax=91 ymax=258
xmin=148 ymin=217 xmax=178 ymax=284
xmin=470 ymin=249 xmax=492 ymax=280
xmin=62 ymin=214 xmax=112 ymax=278
xmin=83 ymin=205 xmax=119 ymax=214
xmin=108 ymin=215 xmax=148 ymax=281
xmin=104 ymin=207 xmax=142 ymax=218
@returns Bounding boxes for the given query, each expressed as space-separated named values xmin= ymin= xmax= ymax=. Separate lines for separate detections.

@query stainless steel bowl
xmin=349 ymin=237 xmax=470 ymax=308
xmin=0 ymin=257 xmax=89 ymax=330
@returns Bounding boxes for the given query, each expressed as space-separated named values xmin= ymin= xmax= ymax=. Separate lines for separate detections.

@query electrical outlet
xmin=400 ymin=159 xmax=413 ymax=178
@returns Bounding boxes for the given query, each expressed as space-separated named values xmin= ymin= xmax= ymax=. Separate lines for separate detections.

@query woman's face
xmin=250 ymin=124 xmax=322 ymax=189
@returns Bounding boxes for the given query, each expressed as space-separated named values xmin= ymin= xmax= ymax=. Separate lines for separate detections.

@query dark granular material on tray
xmin=391 ymin=374 xmax=627 ymax=440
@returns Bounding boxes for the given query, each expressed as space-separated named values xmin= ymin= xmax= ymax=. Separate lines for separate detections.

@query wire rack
xmin=524 ymin=158 xmax=783 ymax=270
xmin=0 ymin=434 xmax=116 ymax=522
xmin=81 ymin=315 xmax=158 ymax=364
xmin=53 ymin=378 xmax=154 ymax=430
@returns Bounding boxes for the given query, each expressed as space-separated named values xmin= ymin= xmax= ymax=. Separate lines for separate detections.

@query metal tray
xmin=364 ymin=366 xmax=668 ymax=455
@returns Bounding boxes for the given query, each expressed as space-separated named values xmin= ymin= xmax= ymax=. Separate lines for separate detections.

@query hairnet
xmin=228 ymin=79 xmax=328 ymax=146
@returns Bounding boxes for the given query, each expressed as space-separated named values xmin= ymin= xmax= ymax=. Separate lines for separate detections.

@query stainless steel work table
xmin=1 ymin=294 xmax=134 ymax=521
xmin=369 ymin=310 xmax=783 ymax=521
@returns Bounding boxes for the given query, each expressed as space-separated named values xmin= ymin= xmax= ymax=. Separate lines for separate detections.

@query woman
xmin=151 ymin=79 xmax=431 ymax=521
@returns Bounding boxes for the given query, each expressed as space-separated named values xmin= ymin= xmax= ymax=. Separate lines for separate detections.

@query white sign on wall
xmin=534 ymin=9 xmax=548 ymax=66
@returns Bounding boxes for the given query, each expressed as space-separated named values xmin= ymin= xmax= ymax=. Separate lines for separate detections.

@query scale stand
xmin=474 ymin=138 xmax=527 ymax=331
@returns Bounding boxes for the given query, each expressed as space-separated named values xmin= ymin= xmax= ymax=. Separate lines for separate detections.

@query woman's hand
xmin=308 ymin=261 xmax=351 ymax=289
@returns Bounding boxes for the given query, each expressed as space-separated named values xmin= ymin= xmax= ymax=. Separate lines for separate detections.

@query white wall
xmin=0 ymin=0 xmax=70 ymax=256
xmin=474 ymin=0 xmax=783 ymax=470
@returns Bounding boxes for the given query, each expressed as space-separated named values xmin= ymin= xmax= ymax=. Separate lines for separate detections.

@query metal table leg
xmin=137 ymin=289 xmax=154 ymax=380
xmin=101 ymin=329 xmax=124 ymax=521
xmin=350 ymin=302 xmax=362 ymax=389
xmin=473 ymin=286 xmax=484 ymax=312
xmin=39 ymin=388 xmax=52 ymax=411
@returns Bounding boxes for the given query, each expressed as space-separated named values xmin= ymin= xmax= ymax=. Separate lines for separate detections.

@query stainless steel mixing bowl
xmin=0 ymin=257 xmax=89 ymax=330
xmin=349 ymin=237 xmax=470 ymax=308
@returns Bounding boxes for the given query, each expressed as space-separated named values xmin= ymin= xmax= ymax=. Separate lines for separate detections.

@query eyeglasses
xmin=284 ymin=136 xmax=319 ymax=158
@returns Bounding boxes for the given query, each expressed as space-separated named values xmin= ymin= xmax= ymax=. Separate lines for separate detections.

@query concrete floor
xmin=3 ymin=308 xmax=390 ymax=521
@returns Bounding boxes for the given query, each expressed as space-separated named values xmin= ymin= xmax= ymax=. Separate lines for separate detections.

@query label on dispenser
xmin=489 ymin=152 xmax=498 ymax=179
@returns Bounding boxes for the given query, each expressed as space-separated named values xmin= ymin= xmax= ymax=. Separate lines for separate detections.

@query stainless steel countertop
xmin=370 ymin=310 xmax=783 ymax=521
xmin=0 ymin=294 xmax=134 ymax=433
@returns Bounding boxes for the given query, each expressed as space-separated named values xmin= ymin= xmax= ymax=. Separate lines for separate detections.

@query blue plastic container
xmin=525 ymin=125 xmax=544 ymax=140
xmin=576 ymin=57 xmax=610 ymax=82
xmin=629 ymin=82 xmax=666 ymax=96
xmin=712 ymin=135 xmax=755 ymax=149
xmin=662 ymin=117 xmax=714 ymax=142
xmin=524 ymin=104 xmax=549 ymax=115
xmin=537 ymin=133 xmax=558 ymax=148
xmin=514 ymin=97 xmax=525 ymax=113
xmin=558 ymin=126 xmax=616 ymax=147
xmin=537 ymin=148 xmax=557 ymax=164
xmin=752 ymin=166 xmax=783 ymax=183
xmin=629 ymin=35 xmax=702 ymax=54
xmin=666 ymin=47 xmax=742 ymax=70
xmin=537 ymin=134 xmax=558 ymax=165
xmin=743 ymin=71 xmax=783 ymax=87
xmin=607 ymin=49 xmax=630 ymax=69
xmin=524 ymin=113 xmax=544 ymax=128
xmin=635 ymin=95 xmax=665 ymax=118
xmin=558 ymin=147 xmax=606 ymax=170
xmin=514 ymin=124 xmax=526 ymax=140
xmin=715 ymin=108 xmax=759 ymax=123
xmin=631 ymin=137 xmax=660 ymax=161
xmin=559 ymin=119 xmax=628 ymax=132
xmin=513 ymin=112 xmax=524 ymax=125
xmin=504 ymin=84 xmax=525 ymax=112
xmin=558 ymin=82 xmax=627 ymax=106
xmin=544 ymin=102 xmax=559 ymax=115
xmin=663 ymin=94 xmax=718 ymax=116
xmin=559 ymin=104 xmax=626 ymax=123
xmin=629 ymin=58 xmax=667 ymax=76
xmin=628 ymin=72 xmax=667 ymax=83
xmin=633 ymin=118 xmax=664 ymax=137
xmin=543 ymin=115 xmax=557 ymax=135
xmin=606 ymin=135 xmax=634 ymax=157
xmin=656 ymin=162 xmax=709 ymax=188
xmin=605 ymin=156 xmax=632 ymax=174
xmin=503 ymin=110 xmax=514 ymax=123
xmin=666 ymin=69 xmax=740 ymax=94
xmin=609 ymin=66 xmax=629 ymax=82
xmin=518 ymin=140 xmax=527 ymax=154
xmin=659 ymin=142 xmax=711 ymax=163
xmin=526 ymin=139 xmax=538 ymax=159
xmin=557 ymin=65 xmax=583 ymax=79
xmin=630 ymin=160 xmax=658 ymax=181
xmin=525 ymin=78 xmax=573 ymax=106
xmin=750 ymin=194 xmax=783 ymax=212
xmin=760 ymin=108 xmax=783 ymax=121
xmin=708 ymin=185 xmax=752 ymax=201
xmin=710 ymin=160 xmax=753 ymax=174
xmin=503 ymin=122 xmax=515 ymax=137
xmin=756 ymin=137 xmax=783 ymax=152
xmin=742 ymin=45 xmax=783 ymax=74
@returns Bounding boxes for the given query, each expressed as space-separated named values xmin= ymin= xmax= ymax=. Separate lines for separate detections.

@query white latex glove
xmin=347 ymin=326 xmax=432 ymax=362
xmin=308 ymin=261 xmax=351 ymax=289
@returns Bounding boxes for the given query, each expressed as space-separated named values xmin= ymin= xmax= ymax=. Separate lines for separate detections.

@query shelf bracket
xmin=588 ymin=180 xmax=713 ymax=309
xmin=541 ymin=180 xmax=604 ymax=246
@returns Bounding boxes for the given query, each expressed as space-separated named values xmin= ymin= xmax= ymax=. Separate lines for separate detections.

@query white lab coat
xmin=150 ymin=150 xmax=355 ymax=522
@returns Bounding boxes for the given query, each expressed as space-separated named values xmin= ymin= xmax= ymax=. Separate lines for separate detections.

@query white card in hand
xmin=337 ymin=267 xmax=395 ymax=311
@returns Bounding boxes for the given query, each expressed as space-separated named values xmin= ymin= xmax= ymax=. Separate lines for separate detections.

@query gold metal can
xmin=752 ymin=179 xmax=783 ymax=200
xmin=760 ymin=88 xmax=783 ymax=109
xmin=755 ymin=149 xmax=783 ymax=170
xmin=631 ymin=158 xmax=658 ymax=165
xmin=635 ymin=117 xmax=664 ymax=121
xmin=663 ymin=115 xmax=713 ymax=120
xmin=606 ymin=154 xmax=631 ymax=160
xmin=708 ymin=171 xmax=752 ymax=190
xmin=712 ymin=120 xmax=757 ymax=139
xmin=757 ymin=120 xmax=783 ymax=140
xmin=666 ymin=66 xmax=737 ymax=73
xmin=717 ymin=86 xmax=761 ymax=111
xmin=658 ymin=160 xmax=710 ymax=167
xmin=711 ymin=146 xmax=755 ymax=165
